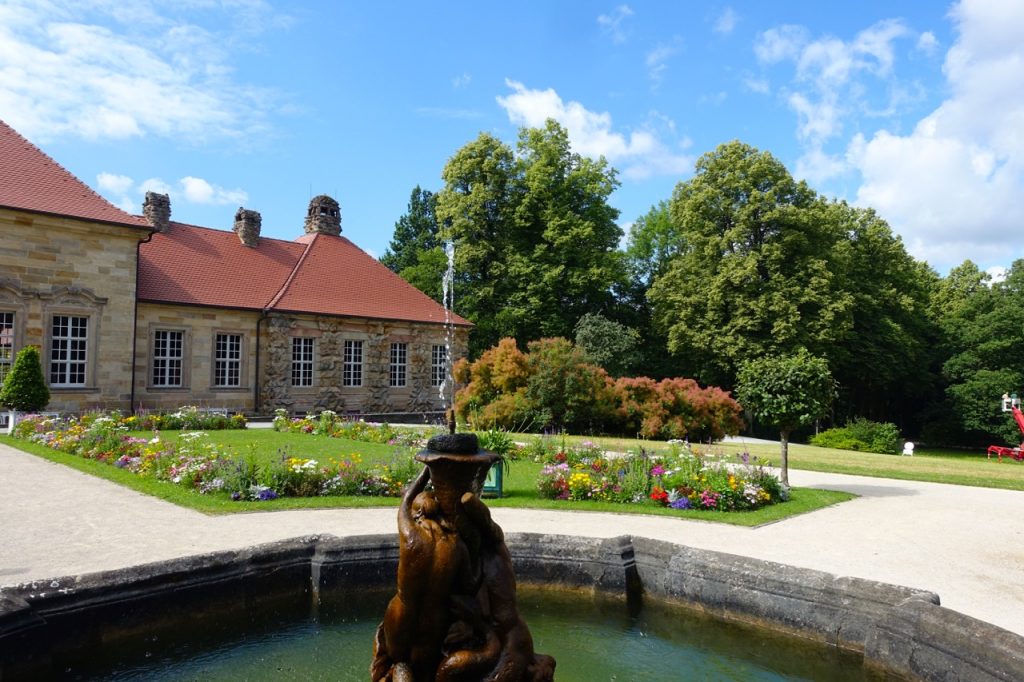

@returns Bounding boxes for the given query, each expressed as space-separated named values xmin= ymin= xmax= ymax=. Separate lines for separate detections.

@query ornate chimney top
xmin=143 ymin=192 xmax=171 ymax=233
xmin=304 ymin=195 xmax=341 ymax=236
xmin=233 ymin=208 xmax=261 ymax=247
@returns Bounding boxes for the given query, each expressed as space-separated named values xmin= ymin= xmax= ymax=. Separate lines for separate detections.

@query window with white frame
xmin=0 ymin=312 xmax=14 ymax=385
xmin=214 ymin=333 xmax=242 ymax=387
xmin=152 ymin=329 xmax=184 ymax=387
xmin=431 ymin=344 xmax=447 ymax=387
xmin=291 ymin=337 xmax=314 ymax=387
xmin=390 ymin=342 xmax=407 ymax=387
xmin=343 ymin=339 xmax=363 ymax=387
xmin=50 ymin=315 xmax=89 ymax=386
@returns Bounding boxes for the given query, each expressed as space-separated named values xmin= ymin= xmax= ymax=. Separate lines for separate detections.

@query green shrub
xmin=810 ymin=418 xmax=901 ymax=454
xmin=0 ymin=345 xmax=49 ymax=412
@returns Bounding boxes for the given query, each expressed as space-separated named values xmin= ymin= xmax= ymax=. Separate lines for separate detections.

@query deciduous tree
xmin=735 ymin=351 xmax=836 ymax=486
xmin=648 ymin=141 xmax=852 ymax=387
xmin=436 ymin=120 xmax=624 ymax=355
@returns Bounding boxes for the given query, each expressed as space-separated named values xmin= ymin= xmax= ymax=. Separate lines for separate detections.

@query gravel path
xmin=2 ymin=440 xmax=1022 ymax=636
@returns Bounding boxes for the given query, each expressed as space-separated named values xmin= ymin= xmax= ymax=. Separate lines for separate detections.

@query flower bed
xmin=534 ymin=441 xmax=787 ymax=511
xmin=11 ymin=411 xmax=417 ymax=502
xmin=272 ymin=409 xmax=426 ymax=448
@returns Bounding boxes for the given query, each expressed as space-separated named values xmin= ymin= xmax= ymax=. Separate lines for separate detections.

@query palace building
xmin=0 ymin=120 xmax=468 ymax=416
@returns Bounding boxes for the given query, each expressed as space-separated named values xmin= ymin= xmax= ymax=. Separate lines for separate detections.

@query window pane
xmin=431 ymin=344 xmax=447 ymax=387
xmin=152 ymin=330 xmax=183 ymax=387
xmin=291 ymin=337 xmax=314 ymax=387
xmin=0 ymin=312 xmax=13 ymax=384
xmin=390 ymin=342 xmax=407 ymax=387
xmin=51 ymin=315 xmax=88 ymax=386
xmin=214 ymin=333 xmax=242 ymax=387
xmin=343 ymin=340 xmax=363 ymax=387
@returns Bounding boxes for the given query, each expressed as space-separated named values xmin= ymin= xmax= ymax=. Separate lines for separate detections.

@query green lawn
xmin=508 ymin=432 xmax=1024 ymax=491
xmin=0 ymin=430 xmax=852 ymax=524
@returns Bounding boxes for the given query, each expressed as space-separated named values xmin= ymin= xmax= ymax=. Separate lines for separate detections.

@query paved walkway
xmin=2 ymin=440 xmax=1022 ymax=636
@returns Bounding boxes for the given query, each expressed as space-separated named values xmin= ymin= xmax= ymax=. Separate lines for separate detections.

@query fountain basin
xmin=1 ymin=534 xmax=1021 ymax=680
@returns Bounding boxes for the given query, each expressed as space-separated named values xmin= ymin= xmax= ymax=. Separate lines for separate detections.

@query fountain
xmin=370 ymin=241 xmax=553 ymax=681
xmin=371 ymin=416 xmax=554 ymax=681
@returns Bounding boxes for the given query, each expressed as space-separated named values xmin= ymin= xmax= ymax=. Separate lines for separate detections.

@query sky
xmin=1 ymin=0 xmax=1021 ymax=277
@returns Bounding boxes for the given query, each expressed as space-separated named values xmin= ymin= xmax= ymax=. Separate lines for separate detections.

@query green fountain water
xmin=57 ymin=588 xmax=864 ymax=681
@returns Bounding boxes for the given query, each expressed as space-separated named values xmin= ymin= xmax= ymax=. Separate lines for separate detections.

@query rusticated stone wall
xmin=0 ymin=208 xmax=146 ymax=413
xmin=258 ymin=312 xmax=467 ymax=416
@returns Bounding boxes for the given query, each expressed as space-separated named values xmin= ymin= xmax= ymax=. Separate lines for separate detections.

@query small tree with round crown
xmin=736 ymin=350 xmax=835 ymax=487
xmin=0 ymin=345 xmax=50 ymax=413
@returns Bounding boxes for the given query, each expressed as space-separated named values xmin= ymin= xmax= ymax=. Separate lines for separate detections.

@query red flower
xmin=649 ymin=486 xmax=669 ymax=506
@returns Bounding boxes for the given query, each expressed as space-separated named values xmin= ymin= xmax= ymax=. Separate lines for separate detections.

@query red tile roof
xmin=0 ymin=120 xmax=149 ymax=229
xmin=139 ymin=224 xmax=471 ymax=326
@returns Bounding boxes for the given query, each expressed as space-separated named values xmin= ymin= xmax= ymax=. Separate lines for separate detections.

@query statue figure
xmin=371 ymin=424 xmax=554 ymax=681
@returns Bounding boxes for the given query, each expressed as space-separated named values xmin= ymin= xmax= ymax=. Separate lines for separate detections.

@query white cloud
xmin=452 ymin=72 xmax=471 ymax=89
xmin=181 ymin=176 xmax=247 ymax=205
xmin=754 ymin=25 xmax=808 ymax=64
xmin=847 ymin=0 xmax=1024 ymax=269
xmin=714 ymin=8 xmax=739 ymax=35
xmin=597 ymin=5 xmax=634 ymax=44
xmin=986 ymin=265 xmax=1007 ymax=283
xmin=139 ymin=177 xmax=173 ymax=196
xmin=753 ymin=16 xmax=916 ymax=200
xmin=496 ymin=80 xmax=692 ymax=180
xmin=645 ymin=38 xmax=682 ymax=87
xmin=95 ymin=173 xmax=248 ymax=212
xmin=97 ymin=172 xmax=133 ymax=195
xmin=916 ymin=31 xmax=939 ymax=55
xmin=0 ymin=2 xmax=282 ymax=143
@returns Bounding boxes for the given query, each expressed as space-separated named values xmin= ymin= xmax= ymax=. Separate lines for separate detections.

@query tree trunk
xmin=779 ymin=429 xmax=790 ymax=487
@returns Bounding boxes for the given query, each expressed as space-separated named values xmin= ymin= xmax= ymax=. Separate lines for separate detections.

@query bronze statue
xmin=371 ymin=420 xmax=555 ymax=681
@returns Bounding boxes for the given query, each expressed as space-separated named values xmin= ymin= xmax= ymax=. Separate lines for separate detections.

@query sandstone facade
xmin=0 ymin=208 xmax=144 ymax=413
xmin=135 ymin=303 xmax=467 ymax=415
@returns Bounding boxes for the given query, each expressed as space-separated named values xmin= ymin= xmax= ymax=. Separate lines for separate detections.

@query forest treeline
xmin=381 ymin=120 xmax=1023 ymax=447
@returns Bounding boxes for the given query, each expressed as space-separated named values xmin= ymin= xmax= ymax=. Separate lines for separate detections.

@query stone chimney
xmin=304 ymin=195 xmax=341 ymax=236
xmin=233 ymin=208 xmax=262 ymax=247
xmin=142 ymin=192 xmax=171 ymax=233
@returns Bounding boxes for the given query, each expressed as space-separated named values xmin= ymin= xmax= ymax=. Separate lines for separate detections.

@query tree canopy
xmin=735 ymin=351 xmax=835 ymax=485
xmin=434 ymin=120 xmax=625 ymax=355
xmin=648 ymin=141 xmax=851 ymax=387
xmin=385 ymin=131 xmax=1022 ymax=449
xmin=939 ymin=259 xmax=1024 ymax=444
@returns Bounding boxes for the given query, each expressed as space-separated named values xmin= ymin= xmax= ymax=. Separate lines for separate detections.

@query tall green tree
xmin=940 ymin=259 xmax=1024 ymax=444
xmin=380 ymin=186 xmax=439 ymax=274
xmin=735 ymin=351 xmax=836 ymax=486
xmin=380 ymin=186 xmax=446 ymax=302
xmin=619 ymin=201 xmax=688 ymax=378
xmin=825 ymin=202 xmax=938 ymax=422
xmin=436 ymin=120 xmax=624 ymax=355
xmin=624 ymin=200 xmax=679 ymax=289
xmin=574 ymin=313 xmax=640 ymax=378
xmin=648 ymin=141 xmax=852 ymax=386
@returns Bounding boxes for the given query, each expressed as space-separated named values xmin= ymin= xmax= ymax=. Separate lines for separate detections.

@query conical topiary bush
xmin=0 ymin=345 xmax=50 ymax=412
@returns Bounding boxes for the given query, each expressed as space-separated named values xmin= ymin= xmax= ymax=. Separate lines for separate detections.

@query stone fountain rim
xmin=1 ymin=533 xmax=1021 ymax=682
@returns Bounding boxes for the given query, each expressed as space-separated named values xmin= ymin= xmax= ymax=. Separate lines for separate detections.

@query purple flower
xmin=651 ymin=465 xmax=666 ymax=477
xmin=257 ymin=488 xmax=278 ymax=501
xmin=670 ymin=497 xmax=691 ymax=510
xmin=231 ymin=491 xmax=242 ymax=501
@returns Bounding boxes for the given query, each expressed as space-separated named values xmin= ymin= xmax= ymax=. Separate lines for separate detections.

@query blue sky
xmin=2 ymin=0 xmax=1021 ymax=276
